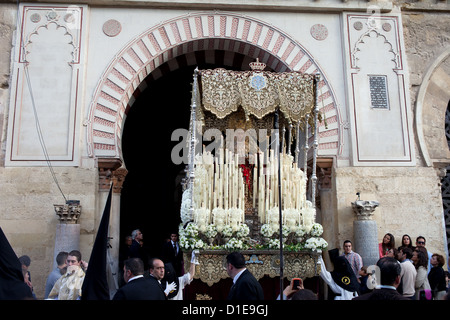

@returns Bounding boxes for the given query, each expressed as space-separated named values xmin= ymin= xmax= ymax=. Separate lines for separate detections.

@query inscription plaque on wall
xmin=369 ymin=75 xmax=389 ymax=109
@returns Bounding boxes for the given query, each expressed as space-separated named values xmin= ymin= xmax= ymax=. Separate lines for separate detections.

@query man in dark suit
xmin=353 ymin=257 xmax=409 ymax=300
xmin=162 ymin=232 xmax=183 ymax=276
xmin=113 ymin=258 xmax=166 ymax=300
xmin=226 ymin=252 xmax=264 ymax=300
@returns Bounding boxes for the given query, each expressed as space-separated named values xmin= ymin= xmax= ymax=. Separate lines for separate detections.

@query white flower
xmin=179 ymin=234 xmax=190 ymax=250
xmin=291 ymin=225 xmax=307 ymax=237
xmin=304 ymin=237 xmax=328 ymax=252
xmin=260 ymin=224 xmax=274 ymax=238
xmin=193 ymin=239 xmax=205 ymax=250
xmin=184 ymin=222 xmax=199 ymax=238
xmin=310 ymin=223 xmax=323 ymax=237
xmin=235 ymin=224 xmax=250 ymax=239
xmin=180 ymin=189 xmax=193 ymax=225
xmin=205 ymin=224 xmax=218 ymax=238
xmin=221 ymin=225 xmax=233 ymax=237
xmin=224 ymin=238 xmax=244 ymax=250
xmin=282 ymin=225 xmax=290 ymax=237
xmin=268 ymin=238 xmax=282 ymax=249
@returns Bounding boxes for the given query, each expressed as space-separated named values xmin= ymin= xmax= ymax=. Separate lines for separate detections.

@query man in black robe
xmin=0 ymin=227 xmax=34 ymax=300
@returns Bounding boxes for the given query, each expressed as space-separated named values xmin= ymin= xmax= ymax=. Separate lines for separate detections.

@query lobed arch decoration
xmin=87 ymin=11 xmax=342 ymax=161
xmin=415 ymin=47 xmax=450 ymax=167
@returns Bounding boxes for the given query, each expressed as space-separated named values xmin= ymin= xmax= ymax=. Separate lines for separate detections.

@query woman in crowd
xmin=379 ymin=233 xmax=395 ymax=258
xmin=399 ymin=234 xmax=414 ymax=251
xmin=428 ymin=253 xmax=447 ymax=300
xmin=412 ymin=248 xmax=431 ymax=300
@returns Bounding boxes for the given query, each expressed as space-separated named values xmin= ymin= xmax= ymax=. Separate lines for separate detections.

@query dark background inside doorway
xmin=120 ymin=61 xmax=237 ymax=259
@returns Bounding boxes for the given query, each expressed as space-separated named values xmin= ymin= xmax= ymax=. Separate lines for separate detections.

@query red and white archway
xmin=87 ymin=11 xmax=342 ymax=160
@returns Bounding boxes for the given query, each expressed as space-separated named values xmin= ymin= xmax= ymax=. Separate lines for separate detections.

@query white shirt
xmin=128 ymin=275 xmax=143 ymax=282
xmin=233 ymin=268 xmax=247 ymax=284
xmin=171 ymin=241 xmax=179 ymax=254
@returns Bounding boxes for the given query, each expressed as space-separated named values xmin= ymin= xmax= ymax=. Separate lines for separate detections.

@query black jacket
xmin=353 ymin=288 xmax=409 ymax=300
xmin=112 ymin=276 xmax=166 ymax=300
xmin=227 ymin=269 xmax=264 ymax=300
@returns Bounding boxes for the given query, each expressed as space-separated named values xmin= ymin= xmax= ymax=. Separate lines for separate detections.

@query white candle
xmin=214 ymin=157 xmax=218 ymax=209
xmin=224 ymin=157 xmax=228 ymax=210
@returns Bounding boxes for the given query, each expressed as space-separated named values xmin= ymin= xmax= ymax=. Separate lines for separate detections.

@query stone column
xmin=352 ymin=200 xmax=379 ymax=266
xmin=98 ymin=158 xmax=127 ymax=295
xmin=52 ymin=202 xmax=82 ymax=268
xmin=110 ymin=166 xmax=128 ymax=273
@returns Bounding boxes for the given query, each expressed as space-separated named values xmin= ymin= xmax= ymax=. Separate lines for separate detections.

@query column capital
xmin=54 ymin=203 xmax=82 ymax=224
xmin=317 ymin=157 xmax=333 ymax=190
xmin=352 ymin=200 xmax=379 ymax=221
xmin=97 ymin=158 xmax=125 ymax=192
xmin=112 ymin=166 xmax=128 ymax=193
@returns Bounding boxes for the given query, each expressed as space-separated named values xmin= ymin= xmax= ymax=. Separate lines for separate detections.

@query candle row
xmin=190 ymin=142 xmax=309 ymax=230
xmin=256 ymin=150 xmax=307 ymax=224
xmin=192 ymin=146 xmax=246 ymax=227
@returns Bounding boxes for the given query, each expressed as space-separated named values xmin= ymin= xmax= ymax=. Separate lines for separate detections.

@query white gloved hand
xmin=191 ymin=250 xmax=200 ymax=265
xmin=164 ymin=281 xmax=177 ymax=295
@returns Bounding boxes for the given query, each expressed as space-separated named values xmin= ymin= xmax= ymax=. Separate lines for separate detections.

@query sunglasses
xmin=417 ymin=241 xmax=425 ymax=244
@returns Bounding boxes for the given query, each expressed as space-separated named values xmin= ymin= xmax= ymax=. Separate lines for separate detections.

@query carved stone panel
xmin=6 ymin=4 xmax=86 ymax=166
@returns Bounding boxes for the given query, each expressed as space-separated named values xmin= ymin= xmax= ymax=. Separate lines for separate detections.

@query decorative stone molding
xmin=102 ymin=19 xmax=122 ymax=37
xmin=87 ymin=11 xmax=341 ymax=160
xmin=351 ymin=200 xmax=379 ymax=220
xmin=112 ymin=166 xmax=128 ymax=194
xmin=54 ymin=203 xmax=82 ymax=224
xmin=317 ymin=157 xmax=333 ymax=190
xmin=98 ymin=158 xmax=123 ymax=191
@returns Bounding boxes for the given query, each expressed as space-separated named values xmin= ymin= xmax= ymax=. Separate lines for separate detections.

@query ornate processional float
xmin=179 ymin=60 xmax=327 ymax=289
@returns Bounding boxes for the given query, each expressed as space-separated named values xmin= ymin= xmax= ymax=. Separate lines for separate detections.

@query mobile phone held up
xmin=292 ymin=278 xmax=302 ymax=289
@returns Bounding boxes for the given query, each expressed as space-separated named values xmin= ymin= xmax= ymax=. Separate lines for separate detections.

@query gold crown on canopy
xmin=249 ymin=58 xmax=266 ymax=71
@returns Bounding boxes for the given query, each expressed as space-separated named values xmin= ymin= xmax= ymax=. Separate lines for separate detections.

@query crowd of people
xmin=316 ymin=234 xmax=450 ymax=301
xmin=6 ymin=228 xmax=450 ymax=301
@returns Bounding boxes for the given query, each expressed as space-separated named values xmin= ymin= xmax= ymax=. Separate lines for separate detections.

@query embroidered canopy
xmin=199 ymin=60 xmax=317 ymax=123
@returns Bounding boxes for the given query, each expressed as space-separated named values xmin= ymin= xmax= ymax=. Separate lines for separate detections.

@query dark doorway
xmin=120 ymin=65 xmax=192 ymax=259
xmin=120 ymin=56 xmax=248 ymax=260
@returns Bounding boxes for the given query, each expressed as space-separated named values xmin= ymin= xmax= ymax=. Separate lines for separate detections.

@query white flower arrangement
xmin=221 ymin=225 xmax=233 ymax=238
xmin=179 ymin=234 xmax=204 ymax=250
xmin=183 ymin=222 xmax=199 ymax=238
xmin=290 ymin=225 xmax=307 ymax=237
xmin=178 ymin=222 xmax=206 ymax=250
xmin=281 ymin=225 xmax=290 ymax=237
xmin=224 ymin=238 xmax=246 ymax=251
xmin=260 ymin=224 xmax=274 ymax=238
xmin=304 ymin=237 xmax=328 ymax=252
xmin=205 ymin=224 xmax=218 ymax=238
xmin=177 ymin=219 xmax=327 ymax=252
xmin=309 ymin=223 xmax=323 ymax=237
xmin=235 ymin=223 xmax=250 ymax=239
xmin=268 ymin=238 xmax=282 ymax=249
xmin=180 ymin=189 xmax=192 ymax=225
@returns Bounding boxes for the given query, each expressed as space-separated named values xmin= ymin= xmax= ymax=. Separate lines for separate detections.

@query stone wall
xmin=402 ymin=11 xmax=450 ymax=167
xmin=0 ymin=166 xmax=99 ymax=299
xmin=0 ymin=4 xmax=16 ymax=165
xmin=331 ymin=167 xmax=445 ymax=256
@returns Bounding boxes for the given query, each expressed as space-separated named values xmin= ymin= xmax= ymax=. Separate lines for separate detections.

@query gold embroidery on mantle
xmin=199 ymin=63 xmax=315 ymax=124
xmin=200 ymin=68 xmax=241 ymax=119
xmin=184 ymin=250 xmax=320 ymax=287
